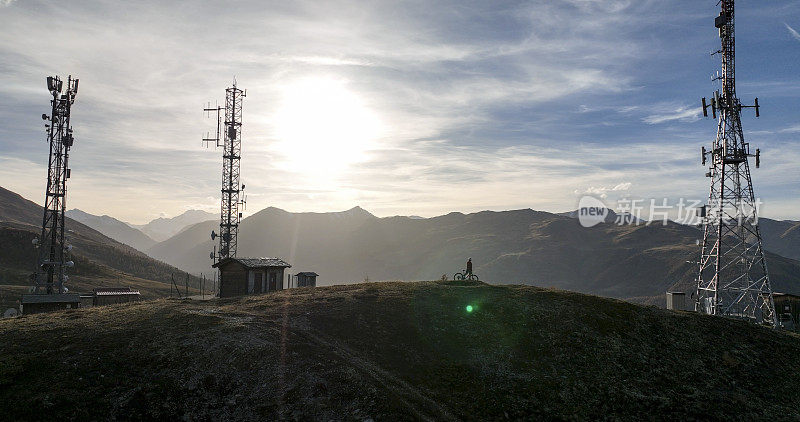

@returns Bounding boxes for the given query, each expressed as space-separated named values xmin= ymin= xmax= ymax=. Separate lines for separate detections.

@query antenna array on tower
xmin=695 ymin=0 xmax=775 ymax=326
xmin=203 ymin=81 xmax=247 ymax=265
xmin=32 ymin=75 xmax=79 ymax=294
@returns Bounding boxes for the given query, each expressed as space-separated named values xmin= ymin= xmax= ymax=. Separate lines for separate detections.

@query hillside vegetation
xmin=1 ymin=281 xmax=798 ymax=420
xmin=0 ymin=187 xmax=201 ymax=310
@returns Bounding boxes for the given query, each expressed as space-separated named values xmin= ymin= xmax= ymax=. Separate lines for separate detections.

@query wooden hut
xmin=213 ymin=257 xmax=291 ymax=298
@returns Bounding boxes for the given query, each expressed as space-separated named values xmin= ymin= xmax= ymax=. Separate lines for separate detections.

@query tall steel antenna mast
xmin=696 ymin=0 xmax=775 ymax=326
xmin=32 ymin=75 xmax=79 ymax=294
xmin=203 ymin=80 xmax=247 ymax=263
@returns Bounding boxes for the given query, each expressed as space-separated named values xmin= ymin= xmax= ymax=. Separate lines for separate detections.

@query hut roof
xmin=21 ymin=293 xmax=81 ymax=304
xmin=213 ymin=257 xmax=292 ymax=269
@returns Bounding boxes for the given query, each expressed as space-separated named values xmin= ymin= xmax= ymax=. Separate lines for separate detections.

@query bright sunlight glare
xmin=273 ymin=77 xmax=384 ymax=174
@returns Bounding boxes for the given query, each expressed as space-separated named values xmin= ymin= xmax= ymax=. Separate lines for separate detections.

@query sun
xmin=273 ymin=77 xmax=384 ymax=173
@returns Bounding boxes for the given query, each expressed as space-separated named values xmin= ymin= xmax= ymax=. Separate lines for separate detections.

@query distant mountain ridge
xmin=560 ymin=208 xmax=800 ymax=262
xmin=66 ymin=209 xmax=156 ymax=252
xmin=758 ymin=218 xmax=800 ymax=262
xmin=148 ymin=204 xmax=800 ymax=305
xmin=65 ymin=208 xmax=218 ymax=250
xmin=132 ymin=209 xmax=217 ymax=242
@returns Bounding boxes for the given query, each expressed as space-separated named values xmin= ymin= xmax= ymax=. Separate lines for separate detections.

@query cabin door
xmin=247 ymin=271 xmax=255 ymax=294
xmin=269 ymin=272 xmax=277 ymax=291
xmin=259 ymin=272 xmax=265 ymax=293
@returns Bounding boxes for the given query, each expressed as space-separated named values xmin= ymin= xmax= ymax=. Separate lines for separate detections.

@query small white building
xmin=666 ymin=291 xmax=686 ymax=311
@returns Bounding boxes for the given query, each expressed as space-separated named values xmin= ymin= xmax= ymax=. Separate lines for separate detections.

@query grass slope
xmin=1 ymin=281 xmax=798 ymax=421
xmin=0 ymin=186 xmax=201 ymax=287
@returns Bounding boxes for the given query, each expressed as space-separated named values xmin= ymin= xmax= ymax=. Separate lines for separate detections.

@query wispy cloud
xmin=786 ymin=23 xmax=800 ymax=41
xmin=780 ymin=124 xmax=800 ymax=133
xmin=0 ymin=1 xmax=798 ymax=222
xmin=643 ymin=104 xmax=699 ymax=125
xmin=577 ymin=182 xmax=633 ymax=199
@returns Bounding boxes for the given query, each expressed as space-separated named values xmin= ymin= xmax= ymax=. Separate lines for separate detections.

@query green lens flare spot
xmin=466 ymin=305 xmax=473 ymax=313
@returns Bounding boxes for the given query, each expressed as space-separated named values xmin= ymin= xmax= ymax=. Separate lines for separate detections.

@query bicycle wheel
xmin=453 ymin=272 xmax=465 ymax=281
xmin=468 ymin=274 xmax=479 ymax=281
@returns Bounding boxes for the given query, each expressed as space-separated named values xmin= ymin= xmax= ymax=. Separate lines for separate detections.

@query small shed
xmin=93 ymin=287 xmax=141 ymax=306
xmin=21 ymin=293 xmax=81 ymax=315
xmin=295 ymin=272 xmax=318 ymax=288
xmin=666 ymin=291 xmax=686 ymax=311
xmin=774 ymin=292 xmax=800 ymax=330
xmin=213 ymin=257 xmax=291 ymax=298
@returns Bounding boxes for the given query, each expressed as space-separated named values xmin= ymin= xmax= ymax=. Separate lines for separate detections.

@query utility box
xmin=774 ymin=292 xmax=800 ymax=331
xmin=295 ymin=272 xmax=319 ymax=288
xmin=666 ymin=291 xmax=686 ymax=311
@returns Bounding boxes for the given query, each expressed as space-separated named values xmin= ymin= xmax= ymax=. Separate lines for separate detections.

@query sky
xmin=0 ymin=0 xmax=798 ymax=224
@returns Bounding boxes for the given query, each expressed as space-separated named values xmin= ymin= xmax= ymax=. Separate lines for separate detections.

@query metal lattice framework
xmin=33 ymin=75 xmax=79 ymax=294
xmin=204 ymin=81 xmax=246 ymax=262
xmin=696 ymin=0 xmax=775 ymax=326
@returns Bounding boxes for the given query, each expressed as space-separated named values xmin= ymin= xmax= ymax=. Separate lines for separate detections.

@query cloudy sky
xmin=1 ymin=0 xmax=798 ymax=224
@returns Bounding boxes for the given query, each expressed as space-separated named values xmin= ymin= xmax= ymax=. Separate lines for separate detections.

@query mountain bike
xmin=453 ymin=271 xmax=479 ymax=281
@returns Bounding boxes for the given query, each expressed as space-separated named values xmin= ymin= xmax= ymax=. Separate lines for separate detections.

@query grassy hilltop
xmin=1 ymin=281 xmax=799 ymax=421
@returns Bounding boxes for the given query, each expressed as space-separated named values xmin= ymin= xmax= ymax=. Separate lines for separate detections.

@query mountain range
xmin=144 ymin=204 xmax=800 ymax=306
xmin=67 ymin=208 xmax=217 ymax=248
xmin=131 ymin=210 xmax=216 ymax=242
xmin=7 ymin=184 xmax=798 ymax=308
xmin=66 ymin=209 xmax=157 ymax=252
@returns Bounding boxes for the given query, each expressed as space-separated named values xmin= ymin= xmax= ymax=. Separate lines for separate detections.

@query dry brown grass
xmin=1 ymin=280 xmax=798 ymax=421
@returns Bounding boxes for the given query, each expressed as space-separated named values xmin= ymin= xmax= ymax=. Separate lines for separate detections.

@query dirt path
xmin=286 ymin=317 xmax=460 ymax=421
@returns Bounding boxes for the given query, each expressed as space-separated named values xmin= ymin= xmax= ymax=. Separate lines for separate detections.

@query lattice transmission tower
xmin=32 ymin=75 xmax=79 ymax=294
xmin=203 ymin=81 xmax=247 ymax=264
xmin=695 ymin=0 xmax=775 ymax=326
